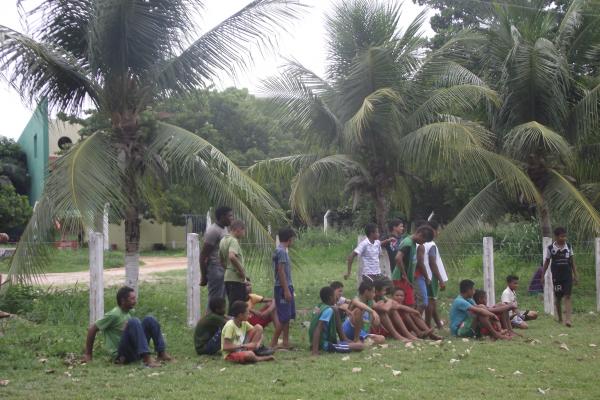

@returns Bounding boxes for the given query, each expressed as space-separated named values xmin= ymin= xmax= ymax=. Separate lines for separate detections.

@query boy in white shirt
xmin=501 ymin=275 xmax=538 ymax=329
xmin=345 ymin=223 xmax=393 ymax=282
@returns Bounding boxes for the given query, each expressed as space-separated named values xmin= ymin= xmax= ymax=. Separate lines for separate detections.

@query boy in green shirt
xmin=83 ymin=287 xmax=172 ymax=367
xmin=220 ymin=220 xmax=248 ymax=313
xmin=194 ymin=297 xmax=227 ymax=355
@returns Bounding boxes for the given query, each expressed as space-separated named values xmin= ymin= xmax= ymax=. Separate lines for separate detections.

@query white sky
xmin=0 ymin=0 xmax=431 ymax=140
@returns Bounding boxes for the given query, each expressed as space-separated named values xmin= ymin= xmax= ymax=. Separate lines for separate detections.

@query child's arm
xmin=571 ymin=255 xmax=578 ymax=284
xmin=256 ymin=300 xmax=276 ymax=319
xmin=276 ymin=264 xmax=292 ymax=302
xmin=395 ymin=250 xmax=409 ymax=282
xmin=391 ymin=301 xmax=420 ymax=315
xmin=222 ymin=338 xmax=247 ymax=352
xmin=416 ymin=245 xmax=429 ymax=283
xmin=229 ymin=251 xmax=247 ymax=282
xmin=373 ymin=299 xmax=392 ymax=313
xmin=350 ymin=298 xmax=381 ymax=326
xmin=542 ymin=257 xmax=550 ymax=275
xmin=311 ymin=321 xmax=324 ymax=355
xmin=345 ymin=252 xmax=357 ymax=280
xmin=380 ymin=237 xmax=394 ymax=247
xmin=470 ymin=305 xmax=499 ymax=320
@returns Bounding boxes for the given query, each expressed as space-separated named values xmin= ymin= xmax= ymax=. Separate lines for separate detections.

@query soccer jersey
xmin=398 ymin=237 xmax=417 ymax=283
xmin=547 ymin=242 xmax=574 ymax=282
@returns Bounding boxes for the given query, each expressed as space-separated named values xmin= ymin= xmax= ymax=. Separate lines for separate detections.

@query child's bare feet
xmin=157 ymin=352 xmax=174 ymax=362
xmin=429 ymin=332 xmax=443 ymax=341
xmin=565 ymin=321 xmax=572 ymax=327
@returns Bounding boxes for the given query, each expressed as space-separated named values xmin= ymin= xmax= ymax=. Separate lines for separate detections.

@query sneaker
xmin=254 ymin=345 xmax=275 ymax=357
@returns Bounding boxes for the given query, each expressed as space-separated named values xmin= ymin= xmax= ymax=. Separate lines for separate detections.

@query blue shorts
xmin=323 ymin=340 xmax=351 ymax=353
xmin=203 ymin=330 xmax=221 ymax=355
xmin=414 ymin=276 xmax=429 ymax=307
xmin=274 ymin=285 xmax=296 ymax=323
xmin=342 ymin=318 xmax=368 ymax=341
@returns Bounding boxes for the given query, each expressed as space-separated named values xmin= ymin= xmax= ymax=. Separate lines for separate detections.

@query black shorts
xmin=361 ymin=274 xmax=387 ymax=283
xmin=225 ymin=281 xmax=247 ymax=312
xmin=553 ymin=280 xmax=572 ymax=298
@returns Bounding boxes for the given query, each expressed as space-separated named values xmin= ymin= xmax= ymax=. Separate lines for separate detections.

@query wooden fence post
xmin=595 ymin=238 xmax=600 ymax=313
xmin=187 ymin=233 xmax=200 ymax=327
xmin=543 ymin=237 xmax=555 ymax=315
xmin=89 ymin=232 xmax=104 ymax=325
xmin=482 ymin=237 xmax=495 ymax=306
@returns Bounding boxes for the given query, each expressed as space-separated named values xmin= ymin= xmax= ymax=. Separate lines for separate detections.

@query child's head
xmin=278 ymin=227 xmax=296 ymax=246
xmin=358 ymin=280 xmax=375 ymax=300
xmin=330 ymin=281 xmax=344 ymax=301
xmin=413 ymin=225 xmax=434 ymax=244
xmin=473 ymin=289 xmax=487 ymax=305
xmin=229 ymin=300 xmax=249 ymax=321
xmin=230 ymin=220 xmax=246 ymax=239
xmin=387 ymin=219 xmax=405 ymax=236
xmin=374 ymin=279 xmax=391 ymax=297
xmin=506 ymin=275 xmax=519 ymax=291
xmin=364 ymin=223 xmax=379 ymax=240
xmin=459 ymin=279 xmax=476 ymax=298
xmin=208 ymin=297 xmax=226 ymax=316
xmin=554 ymin=227 xmax=567 ymax=244
xmin=319 ymin=286 xmax=335 ymax=306
xmin=389 ymin=287 xmax=405 ymax=305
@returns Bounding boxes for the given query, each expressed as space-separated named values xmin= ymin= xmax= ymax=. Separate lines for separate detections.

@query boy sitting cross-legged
xmin=194 ymin=297 xmax=227 ymax=356
xmin=387 ymin=286 xmax=442 ymax=340
xmin=371 ymin=279 xmax=420 ymax=342
xmin=450 ymin=280 xmax=510 ymax=340
xmin=473 ymin=290 xmax=518 ymax=337
xmin=341 ymin=281 xmax=385 ymax=345
xmin=221 ymin=301 xmax=274 ymax=363
xmin=501 ymin=275 xmax=538 ymax=329
xmin=309 ymin=286 xmax=365 ymax=355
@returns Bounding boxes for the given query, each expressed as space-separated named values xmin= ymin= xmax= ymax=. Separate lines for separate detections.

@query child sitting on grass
xmin=309 ymin=287 xmax=365 ymax=355
xmin=194 ymin=297 xmax=227 ymax=356
xmin=245 ymin=279 xmax=276 ymax=328
xmin=501 ymin=275 xmax=538 ymax=329
xmin=449 ymin=280 xmax=510 ymax=340
xmin=473 ymin=290 xmax=518 ymax=337
xmin=221 ymin=301 xmax=274 ymax=363
xmin=371 ymin=279 xmax=419 ymax=342
xmin=387 ymin=286 xmax=442 ymax=340
xmin=341 ymin=281 xmax=385 ymax=345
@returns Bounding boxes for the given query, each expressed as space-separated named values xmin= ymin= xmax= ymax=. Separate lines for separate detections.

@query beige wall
xmin=48 ymin=120 xmax=82 ymax=155
xmin=108 ymin=220 xmax=186 ymax=251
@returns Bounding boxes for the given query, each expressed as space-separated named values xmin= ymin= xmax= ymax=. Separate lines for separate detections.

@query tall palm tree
xmin=446 ymin=0 xmax=600 ymax=239
xmin=251 ymin=0 xmax=537 ymax=232
xmin=0 ymin=0 xmax=305 ymax=285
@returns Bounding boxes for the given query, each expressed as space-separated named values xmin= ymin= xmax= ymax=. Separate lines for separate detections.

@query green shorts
xmin=456 ymin=314 xmax=480 ymax=337
xmin=427 ymin=276 xmax=439 ymax=299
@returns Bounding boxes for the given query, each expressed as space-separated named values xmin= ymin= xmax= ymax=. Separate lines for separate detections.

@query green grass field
xmin=1 ymin=232 xmax=599 ymax=399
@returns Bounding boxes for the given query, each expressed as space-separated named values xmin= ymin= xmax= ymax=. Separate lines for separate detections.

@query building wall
xmin=108 ymin=220 xmax=187 ymax=251
xmin=48 ymin=120 xmax=82 ymax=155
xmin=17 ymin=99 xmax=49 ymax=206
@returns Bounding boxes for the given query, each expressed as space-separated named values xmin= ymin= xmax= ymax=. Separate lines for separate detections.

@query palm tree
xmin=251 ymin=0 xmax=536 ymax=232
xmin=0 ymin=0 xmax=305 ymax=285
xmin=446 ymin=0 xmax=600 ymax=238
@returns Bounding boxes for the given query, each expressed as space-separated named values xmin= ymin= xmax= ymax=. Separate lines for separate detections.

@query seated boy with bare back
xmin=371 ymin=280 xmax=419 ymax=342
xmin=309 ymin=286 xmax=364 ymax=355
xmin=473 ymin=290 xmax=518 ymax=337
xmin=450 ymin=280 xmax=510 ymax=340
xmin=341 ymin=281 xmax=385 ymax=345
xmin=386 ymin=286 xmax=442 ymax=340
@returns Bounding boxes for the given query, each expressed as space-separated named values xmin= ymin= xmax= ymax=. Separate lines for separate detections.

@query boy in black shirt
xmin=543 ymin=227 xmax=579 ymax=327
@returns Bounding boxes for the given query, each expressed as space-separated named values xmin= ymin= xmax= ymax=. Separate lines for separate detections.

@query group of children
xmin=85 ymin=220 xmax=577 ymax=366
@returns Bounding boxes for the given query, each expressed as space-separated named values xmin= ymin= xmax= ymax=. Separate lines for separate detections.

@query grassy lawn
xmin=1 ymin=232 xmax=599 ymax=399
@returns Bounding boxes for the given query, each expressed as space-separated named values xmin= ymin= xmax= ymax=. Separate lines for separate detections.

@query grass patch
xmin=1 ymin=233 xmax=599 ymax=399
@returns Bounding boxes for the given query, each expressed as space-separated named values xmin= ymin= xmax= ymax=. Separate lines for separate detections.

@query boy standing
xmin=383 ymin=219 xmax=406 ymax=274
xmin=309 ymin=287 xmax=364 ymax=355
xmin=423 ymin=221 xmax=448 ymax=329
xmin=194 ymin=298 xmax=227 ymax=355
xmin=270 ymin=227 xmax=296 ymax=349
xmin=221 ymin=301 xmax=274 ymax=363
xmin=220 ymin=220 xmax=248 ymax=312
xmin=345 ymin=223 xmax=393 ymax=282
xmin=543 ymin=227 xmax=578 ymax=327
xmin=449 ymin=280 xmax=510 ymax=340
xmin=395 ymin=225 xmax=435 ymax=310
xmin=501 ymin=275 xmax=538 ymax=329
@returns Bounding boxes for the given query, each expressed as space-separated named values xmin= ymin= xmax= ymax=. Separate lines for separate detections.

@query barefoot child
xmin=271 ymin=227 xmax=296 ymax=349
xmin=309 ymin=287 xmax=364 ymax=355
xmin=342 ymin=281 xmax=385 ymax=345
xmin=473 ymin=289 xmax=517 ymax=336
xmin=501 ymin=275 xmax=538 ymax=329
xmin=221 ymin=301 xmax=274 ymax=363
xmin=372 ymin=280 xmax=419 ymax=342
xmin=450 ymin=280 xmax=510 ymax=340
xmin=388 ymin=286 xmax=442 ymax=340
xmin=543 ymin=227 xmax=578 ymax=327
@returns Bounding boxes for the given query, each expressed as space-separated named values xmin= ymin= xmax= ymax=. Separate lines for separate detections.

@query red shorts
xmin=370 ymin=325 xmax=390 ymax=337
xmin=393 ymin=279 xmax=415 ymax=306
xmin=248 ymin=305 xmax=272 ymax=327
xmin=225 ymin=351 xmax=255 ymax=363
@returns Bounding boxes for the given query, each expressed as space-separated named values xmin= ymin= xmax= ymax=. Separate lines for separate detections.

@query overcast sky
xmin=0 ymin=0 xmax=431 ymax=140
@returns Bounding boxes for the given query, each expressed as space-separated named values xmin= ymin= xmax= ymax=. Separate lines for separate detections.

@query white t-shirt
xmin=423 ymin=241 xmax=448 ymax=282
xmin=501 ymin=287 xmax=517 ymax=317
xmin=354 ymin=238 xmax=381 ymax=275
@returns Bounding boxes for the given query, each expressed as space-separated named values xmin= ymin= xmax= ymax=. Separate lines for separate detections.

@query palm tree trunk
xmin=540 ymin=200 xmax=552 ymax=238
xmin=124 ymin=205 xmax=141 ymax=290
xmin=373 ymin=187 xmax=389 ymax=234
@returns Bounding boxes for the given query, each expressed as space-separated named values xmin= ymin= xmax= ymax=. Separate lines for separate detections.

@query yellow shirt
xmin=247 ymin=293 xmax=264 ymax=310
xmin=221 ymin=319 xmax=253 ymax=358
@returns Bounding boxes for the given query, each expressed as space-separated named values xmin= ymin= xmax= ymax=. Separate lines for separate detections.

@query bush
xmin=0 ymin=285 xmax=43 ymax=314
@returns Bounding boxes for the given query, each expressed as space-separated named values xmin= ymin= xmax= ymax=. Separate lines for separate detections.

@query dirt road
xmin=36 ymin=257 xmax=187 ymax=287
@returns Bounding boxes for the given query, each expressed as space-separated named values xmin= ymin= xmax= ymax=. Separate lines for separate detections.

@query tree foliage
xmin=0 ymin=183 xmax=32 ymax=234
xmin=0 ymin=136 xmax=29 ymax=196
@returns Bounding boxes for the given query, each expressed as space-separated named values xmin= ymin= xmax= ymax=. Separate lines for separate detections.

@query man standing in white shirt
xmin=345 ymin=223 xmax=393 ymax=283
xmin=501 ymin=275 xmax=538 ymax=329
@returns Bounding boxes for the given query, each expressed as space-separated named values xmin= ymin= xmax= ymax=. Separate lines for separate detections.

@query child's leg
xmin=564 ymin=295 xmax=573 ymax=326
xmin=347 ymin=341 xmax=365 ymax=352
xmin=401 ymin=313 xmax=425 ymax=336
xmin=378 ymin=312 xmax=407 ymax=341
xmin=270 ymin=319 xmax=283 ymax=348
xmin=388 ymin=311 xmax=417 ymax=341
xmin=368 ymin=334 xmax=386 ymax=345
xmin=281 ymin=322 xmax=290 ymax=347
xmin=351 ymin=309 xmax=364 ymax=343
xmin=555 ymin=296 xmax=563 ymax=323
xmin=476 ymin=315 xmax=508 ymax=340
xmin=247 ymin=325 xmax=264 ymax=347
xmin=432 ymin=300 xmax=444 ymax=330
xmin=425 ymin=301 xmax=433 ymax=328
xmin=409 ymin=314 xmax=434 ymax=338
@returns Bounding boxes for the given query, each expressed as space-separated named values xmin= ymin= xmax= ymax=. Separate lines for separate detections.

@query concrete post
xmin=187 ymin=233 xmax=200 ymax=327
xmin=482 ymin=237 xmax=495 ymax=306
xmin=543 ymin=237 xmax=555 ymax=315
xmin=89 ymin=232 xmax=104 ymax=325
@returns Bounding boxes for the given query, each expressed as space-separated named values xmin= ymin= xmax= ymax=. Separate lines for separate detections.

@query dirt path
xmin=36 ymin=257 xmax=187 ymax=287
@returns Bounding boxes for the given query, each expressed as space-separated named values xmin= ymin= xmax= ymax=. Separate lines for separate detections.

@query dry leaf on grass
xmin=341 ymin=356 xmax=350 ymax=361
xmin=513 ymin=370 xmax=523 ymax=375
xmin=559 ymin=343 xmax=570 ymax=351
xmin=589 ymin=344 xmax=597 ymax=347
xmin=392 ymin=370 xmax=402 ymax=376
xmin=352 ymin=367 xmax=362 ymax=373
xmin=0 ymin=380 xmax=9 ymax=387
xmin=449 ymin=359 xmax=460 ymax=364
xmin=219 ymin=367 xmax=227 ymax=372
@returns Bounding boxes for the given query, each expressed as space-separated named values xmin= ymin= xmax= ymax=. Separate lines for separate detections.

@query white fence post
xmin=595 ymin=238 xmax=600 ymax=313
xmin=187 ymin=233 xmax=200 ymax=327
xmin=482 ymin=237 xmax=495 ymax=306
xmin=275 ymin=234 xmax=280 ymax=248
xmin=324 ymin=210 xmax=331 ymax=234
xmin=89 ymin=232 xmax=104 ymax=325
xmin=543 ymin=237 xmax=555 ymax=315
